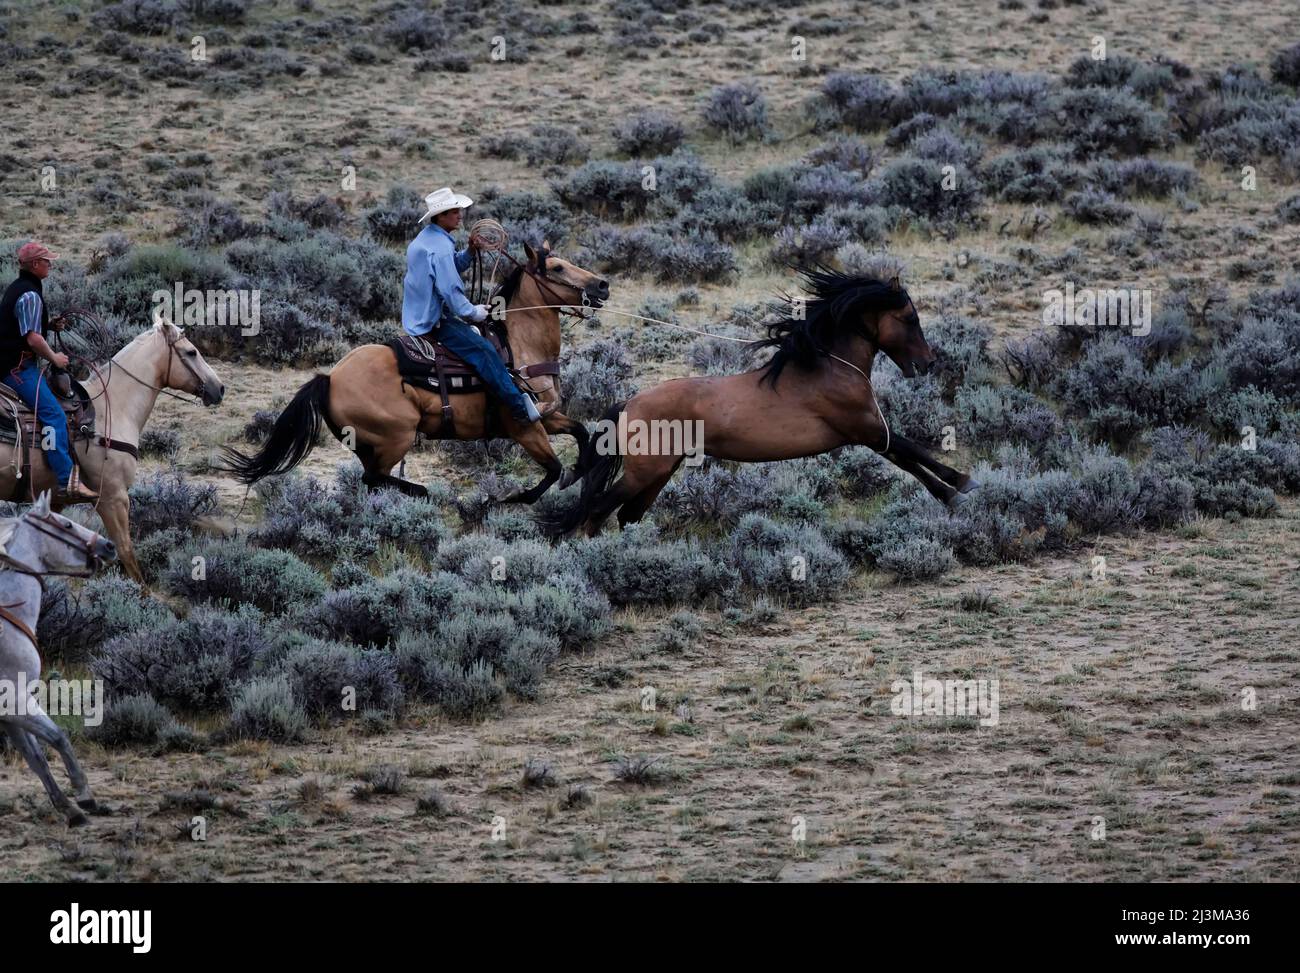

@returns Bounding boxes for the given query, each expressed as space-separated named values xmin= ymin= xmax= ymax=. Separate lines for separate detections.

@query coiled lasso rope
xmin=468 ymin=218 xmax=509 ymax=305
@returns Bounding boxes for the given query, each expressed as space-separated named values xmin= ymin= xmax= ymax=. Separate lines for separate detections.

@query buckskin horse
xmin=544 ymin=269 xmax=980 ymax=536
xmin=0 ymin=319 xmax=225 ymax=583
xmin=222 ymin=243 xmax=609 ymax=501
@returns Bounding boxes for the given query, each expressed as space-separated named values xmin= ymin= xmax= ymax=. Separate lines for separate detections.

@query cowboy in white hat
xmin=401 ymin=187 xmax=542 ymax=424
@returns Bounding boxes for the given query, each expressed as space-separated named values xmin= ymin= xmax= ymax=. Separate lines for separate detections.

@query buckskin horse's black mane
xmin=756 ymin=267 xmax=911 ymax=387
xmin=494 ymin=263 xmax=528 ymax=307
xmin=492 ymin=244 xmax=553 ymax=308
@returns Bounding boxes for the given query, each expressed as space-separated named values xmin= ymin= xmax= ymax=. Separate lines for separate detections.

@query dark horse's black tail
xmin=539 ymin=401 xmax=626 ymax=537
xmin=221 ymin=373 xmax=331 ymax=485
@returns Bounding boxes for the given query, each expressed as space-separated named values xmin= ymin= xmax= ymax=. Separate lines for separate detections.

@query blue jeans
xmin=3 ymin=363 xmax=72 ymax=487
xmin=435 ymin=318 xmax=534 ymax=421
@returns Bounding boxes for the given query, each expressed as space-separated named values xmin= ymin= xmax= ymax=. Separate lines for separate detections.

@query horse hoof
xmin=558 ymin=468 xmax=578 ymax=491
xmin=960 ymin=478 xmax=981 ymax=495
xmin=68 ymin=811 xmax=90 ymax=828
xmin=948 ymin=491 xmax=970 ymax=512
xmin=76 ymin=797 xmax=99 ymax=813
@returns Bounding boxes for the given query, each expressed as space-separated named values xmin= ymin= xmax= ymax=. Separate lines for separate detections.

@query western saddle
xmin=387 ymin=324 xmax=559 ymax=436
xmin=0 ymin=371 xmax=122 ymax=502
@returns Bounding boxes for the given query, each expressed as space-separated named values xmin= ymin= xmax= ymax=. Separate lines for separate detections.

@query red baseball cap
xmin=16 ymin=242 xmax=59 ymax=264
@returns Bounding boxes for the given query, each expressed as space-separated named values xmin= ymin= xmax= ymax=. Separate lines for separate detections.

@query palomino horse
xmin=546 ymin=269 xmax=980 ymax=536
xmin=222 ymin=243 xmax=610 ymax=501
xmin=0 ymin=491 xmax=117 ymax=826
xmin=0 ymin=320 xmax=226 ymax=582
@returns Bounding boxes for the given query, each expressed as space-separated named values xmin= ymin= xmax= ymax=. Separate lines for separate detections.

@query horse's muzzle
xmin=583 ymin=280 xmax=610 ymax=309
xmin=89 ymin=536 xmax=117 ymax=570
xmin=202 ymin=382 xmax=226 ymax=407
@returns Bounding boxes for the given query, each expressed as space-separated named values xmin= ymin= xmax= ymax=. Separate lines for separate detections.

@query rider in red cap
xmin=0 ymin=242 xmax=98 ymax=504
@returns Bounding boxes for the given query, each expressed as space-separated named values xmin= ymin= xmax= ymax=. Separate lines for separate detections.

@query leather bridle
xmin=95 ymin=324 xmax=211 ymax=405
xmin=0 ymin=511 xmax=107 ymax=657
xmin=489 ymin=252 xmax=604 ymax=394
xmin=1 ymin=510 xmax=108 ymax=586
xmin=64 ymin=326 xmax=211 ymax=462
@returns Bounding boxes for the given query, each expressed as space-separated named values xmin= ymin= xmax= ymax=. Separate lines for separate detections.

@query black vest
xmin=0 ymin=269 xmax=48 ymax=374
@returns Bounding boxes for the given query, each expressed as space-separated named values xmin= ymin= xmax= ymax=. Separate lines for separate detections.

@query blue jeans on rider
xmin=436 ymin=317 xmax=538 ymax=422
xmin=3 ymin=362 xmax=72 ymax=487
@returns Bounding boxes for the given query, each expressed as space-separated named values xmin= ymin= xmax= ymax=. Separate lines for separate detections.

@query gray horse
xmin=0 ymin=491 xmax=116 ymax=826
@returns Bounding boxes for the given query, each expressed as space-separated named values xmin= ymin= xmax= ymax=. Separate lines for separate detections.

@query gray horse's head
xmin=0 ymin=492 xmax=117 ymax=576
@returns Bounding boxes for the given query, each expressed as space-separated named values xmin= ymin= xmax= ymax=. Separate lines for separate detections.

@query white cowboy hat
xmin=418 ymin=187 xmax=474 ymax=223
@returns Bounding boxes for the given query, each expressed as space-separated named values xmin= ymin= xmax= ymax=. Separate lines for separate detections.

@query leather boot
xmin=56 ymin=466 xmax=99 ymax=506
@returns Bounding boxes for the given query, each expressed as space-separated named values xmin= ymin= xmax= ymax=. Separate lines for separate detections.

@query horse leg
xmin=361 ymin=435 xmax=427 ymax=498
xmin=836 ymin=410 xmax=962 ymax=507
xmin=617 ymin=457 xmax=683 ymax=527
xmin=95 ymin=486 xmax=145 ymax=585
xmin=583 ymin=478 xmax=637 ymax=536
xmin=503 ymin=417 xmax=563 ymax=505
xmin=890 ymin=434 xmax=980 ymax=494
xmin=2 ymin=723 xmax=87 ymax=826
xmin=16 ymin=702 xmax=97 ymax=812
xmin=545 ymin=413 xmax=590 ymax=490
xmin=883 ymin=446 xmax=961 ymax=506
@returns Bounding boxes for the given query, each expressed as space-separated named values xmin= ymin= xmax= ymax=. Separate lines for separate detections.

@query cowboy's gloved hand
xmin=469 ymin=304 xmax=490 ymax=322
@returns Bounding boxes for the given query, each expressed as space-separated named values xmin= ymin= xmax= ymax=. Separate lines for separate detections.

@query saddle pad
xmin=387 ymin=333 xmax=509 ymax=394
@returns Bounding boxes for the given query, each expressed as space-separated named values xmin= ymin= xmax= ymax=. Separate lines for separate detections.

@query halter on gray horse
xmin=0 ymin=491 xmax=116 ymax=826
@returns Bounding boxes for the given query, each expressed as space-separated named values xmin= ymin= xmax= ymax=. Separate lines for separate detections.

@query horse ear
xmin=541 ymin=239 xmax=553 ymax=252
xmin=889 ymin=275 xmax=902 ymax=292
xmin=523 ymin=242 xmax=538 ymax=267
xmin=34 ymin=490 xmax=50 ymax=514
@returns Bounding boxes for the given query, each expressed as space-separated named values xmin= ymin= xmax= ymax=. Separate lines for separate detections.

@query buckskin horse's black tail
xmin=221 ymin=374 xmax=331 ymax=485
xmin=539 ymin=401 xmax=626 ymax=538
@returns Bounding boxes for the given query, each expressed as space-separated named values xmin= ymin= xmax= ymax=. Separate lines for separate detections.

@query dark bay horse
xmin=223 ymin=244 xmax=609 ymax=502
xmin=545 ymin=269 xmax=979 ymax=536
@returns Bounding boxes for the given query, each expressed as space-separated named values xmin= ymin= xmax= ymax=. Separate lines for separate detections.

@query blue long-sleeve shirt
xmin=15 ymin=291 xmax=43 ymax=337
xmin=402 ymin=224 xmax=475 ymax=336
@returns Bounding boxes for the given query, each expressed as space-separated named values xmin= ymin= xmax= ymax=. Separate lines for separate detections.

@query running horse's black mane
xmin=757 ymin=267 xmax=913 ymax=386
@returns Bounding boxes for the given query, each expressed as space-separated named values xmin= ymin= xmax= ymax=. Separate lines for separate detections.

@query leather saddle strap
xmin=519 ymin=361 xmax=561 ymax=378
xmin=433 ymin=356 xmax=456 ymax=437
xmin=95 ymin=435 xmax=139 ymax=459
xmin=0 ymin=603 xmax=39 ymax=660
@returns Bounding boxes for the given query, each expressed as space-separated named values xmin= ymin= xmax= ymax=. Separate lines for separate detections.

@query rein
xmin=91 ymin=329 xmax=209 ymax=406
xmin=468 ymin=237 xmax=593 ymax=398
xmin=0 ymin=510 xmax=106 ymax=581
xmin=64 ymin=320 xmax=210 ymax=464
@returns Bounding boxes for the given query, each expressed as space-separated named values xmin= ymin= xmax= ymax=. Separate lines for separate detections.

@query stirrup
xmin=515 ymin=380 xmax=558 ymax=420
